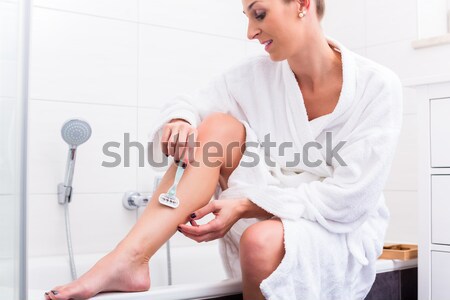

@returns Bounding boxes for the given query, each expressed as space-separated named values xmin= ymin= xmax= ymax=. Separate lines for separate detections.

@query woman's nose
xmin=247 ymin=22 xmax=260 ymax=40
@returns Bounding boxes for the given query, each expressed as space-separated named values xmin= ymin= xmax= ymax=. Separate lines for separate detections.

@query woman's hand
xmin=177 ymin=199 xmax=246 ymax=243
xmin=161 ymin=118 xmax=198 ymax=164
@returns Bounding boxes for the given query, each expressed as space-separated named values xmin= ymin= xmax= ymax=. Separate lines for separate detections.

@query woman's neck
xmin=288 ymin=31 xmax=342 ymax=93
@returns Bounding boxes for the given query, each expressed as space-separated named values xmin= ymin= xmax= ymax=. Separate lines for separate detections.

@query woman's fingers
xmin=174 ymin=128 xmax=189 ymax=162
xmin=180 ymin=228 xmax=219 ymax=243
xmin=179 ymin=218 xmax=221 ymax=236
xmin=186 ymin=129 xmax=198 ymax=164
xmin=160 ymin=121 xmax=198 ymax=163
xmin=167 ymin=126 xmax=180 ymax=157
xmin=190 ymin=201 xmax=216 ymax=220
xmin=160 ymin=126 xmax=172 ymax=157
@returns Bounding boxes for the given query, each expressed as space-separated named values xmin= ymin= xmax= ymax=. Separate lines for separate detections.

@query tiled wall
xmin=27 ymin=1 xmax=264 ymax=258
xmin=28 ymin=0 xmax=449 ymax=259
xmin=0 ymin=0 xmax=19 ymax=263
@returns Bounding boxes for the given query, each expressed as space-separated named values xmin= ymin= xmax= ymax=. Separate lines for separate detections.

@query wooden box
xmin=379 ymin=244 xmax=418 ymax=260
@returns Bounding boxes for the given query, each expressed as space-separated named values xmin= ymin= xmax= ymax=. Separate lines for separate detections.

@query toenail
xmin=45 ymin=292 xmax=49 ymax=295
xmin=51 ymin=290 xmax=59 ymax=295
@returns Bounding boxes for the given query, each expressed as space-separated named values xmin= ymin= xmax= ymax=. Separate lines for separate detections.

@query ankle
xmin=115 ymin=240 xmax=150 ymax=263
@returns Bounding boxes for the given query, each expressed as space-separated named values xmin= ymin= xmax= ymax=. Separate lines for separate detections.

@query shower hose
xmin=64 ymin=201 xmax=77 ymax=280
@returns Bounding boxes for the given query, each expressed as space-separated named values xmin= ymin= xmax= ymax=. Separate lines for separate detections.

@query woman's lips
xmin=263 ymin=40 xmax=273 ymax=51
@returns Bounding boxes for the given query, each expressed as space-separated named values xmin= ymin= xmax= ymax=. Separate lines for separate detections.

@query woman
xmin=45 ymin=0 xmax=402 ymax=299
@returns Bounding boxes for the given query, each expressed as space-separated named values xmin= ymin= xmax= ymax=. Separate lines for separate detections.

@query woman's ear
xmin=296 ymin=0 xmax=311 ymax=12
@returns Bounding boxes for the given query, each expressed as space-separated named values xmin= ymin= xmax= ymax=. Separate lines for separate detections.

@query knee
xmin=198 ymin=113 xmax=245 ymax=143
xmin=239 ymin=221 xmax=284 ymax=269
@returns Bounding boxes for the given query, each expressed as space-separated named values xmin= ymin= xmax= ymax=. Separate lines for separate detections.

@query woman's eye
xmin=254 ymin=10 xmax=266 ymax=20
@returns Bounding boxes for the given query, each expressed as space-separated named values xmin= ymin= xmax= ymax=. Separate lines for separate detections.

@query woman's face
xmin=242 ymin=0 xmax=304 ymax=61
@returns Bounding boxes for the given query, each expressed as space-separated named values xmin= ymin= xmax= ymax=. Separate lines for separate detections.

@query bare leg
xmin=45 ymin=113 xmax=246 ymax=300
xmin=240 ymin=219 xmax=285 ymax=300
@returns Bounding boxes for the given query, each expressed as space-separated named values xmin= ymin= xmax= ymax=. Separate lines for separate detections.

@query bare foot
xmin=44 ymin=246 xmax=150 ymax=300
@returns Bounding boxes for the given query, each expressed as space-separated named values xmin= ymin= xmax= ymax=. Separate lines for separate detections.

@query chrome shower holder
xmin=122 ymin=191 xmax=152 ymax=210
xmin=58 ymin=183 xmax=73 ymax=204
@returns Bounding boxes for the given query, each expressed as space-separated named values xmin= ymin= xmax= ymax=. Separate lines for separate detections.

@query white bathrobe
xmin=147 ymin=37 xmax=403 ymax=299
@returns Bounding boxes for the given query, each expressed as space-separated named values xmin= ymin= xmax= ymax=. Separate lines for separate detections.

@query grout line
xmin=383 ymin=189 xmax=418 ymax=192
xmin=0 ymin=96 xmax=16 ymax=101
xmin=0 ymin=0 xmax=17 ymax=4
xmin=29 ymin=192 xmax=125 ymax=195
xmin=33 ymin=5 xmax=248 ymax=42
xmin=30 ymin=97 xmax=138 ymax=108
xmin=138 ymin=21 xmax=247 ymax=42
xmin=31 ymin=97 xmax=164 ymax=110
xmin=33 ymin=5 xmax=138 ymax=24
xmin=365 ymin=37 xmax=419 ymax=49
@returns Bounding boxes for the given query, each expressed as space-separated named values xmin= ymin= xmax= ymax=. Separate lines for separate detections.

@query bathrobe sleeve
xmin=147 ymin=73 xmax=237 ymax=172
xmin=240 ymin=74 xmax=403 ymax=234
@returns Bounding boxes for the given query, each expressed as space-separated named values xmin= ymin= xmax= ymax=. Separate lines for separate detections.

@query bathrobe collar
xmin=281 ymin=37 xmax=356 ymax=176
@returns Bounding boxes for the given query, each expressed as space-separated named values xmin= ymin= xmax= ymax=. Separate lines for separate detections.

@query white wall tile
xmin=28 ymin=100 xmax=138 ymax=194
xmin=0 ymin=98 xmax=15 ymax=195
xmin=0 ymin=2 xmax=18 ymax=98
xmin=322 ymin=0 xmax=366 ymax=49
xmin=28 ymin=193 xmax=136 ymax=256
xmin=385 ymin=114 xmax=418 ymax=191
xmin=0 ymin=2 xmax=18 ymax=61
xmin=137 ymin=107 xmax=162 ymax=192
xmin=0 ymin=61 xmax=17 ymax=98
xmin=366 ymin=0 xmax=417 ymax=46
xmin=138 ymin=25 xmax=247 ymax=108
xmin=366 ymin=40 xmax=450 ymax=82
xmin=33 ymin=0 xmax=138 ymax=22
xmin=0 ymin=195 xmax=14 ymax=259
xmin=138 ymin=0 xmax=247 ymax=39
xmin=30 ymin=8 xmax=138 ymax=106
xmin=384 ymin=191 xmax=418 ymax=243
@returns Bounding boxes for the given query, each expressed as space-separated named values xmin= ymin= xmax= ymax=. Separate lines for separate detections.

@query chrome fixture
xmin=57 ymin=118 xmax=92 ymax=281
xmin=58 ymin=119 xmax=92 ymax=204
xmin=122 ymin=192 xmax=152 ymax=210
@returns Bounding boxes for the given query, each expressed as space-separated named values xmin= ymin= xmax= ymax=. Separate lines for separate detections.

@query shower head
xmin=58 ymin=119 xmax=92 ymax=205
xmin=61 ymin=119 xmax=92 ymax=148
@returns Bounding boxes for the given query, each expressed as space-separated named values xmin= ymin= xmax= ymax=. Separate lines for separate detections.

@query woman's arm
xmin=237 ymin=198 xmax=274 ymax=219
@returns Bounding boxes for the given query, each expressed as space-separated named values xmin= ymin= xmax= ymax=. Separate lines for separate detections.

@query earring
xmin=299 ymin=10 xmax=306 ymax=18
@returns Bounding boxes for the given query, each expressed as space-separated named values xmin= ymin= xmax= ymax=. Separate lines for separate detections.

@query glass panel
xmin=0 ymin=1 xmax=20 ymax=298
xmin=0 ymin=0 xmax=29 ymax=299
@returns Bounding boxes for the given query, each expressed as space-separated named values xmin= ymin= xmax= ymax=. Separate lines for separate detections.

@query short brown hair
xmin=284 ymin=0 xmax=326 ymax=20
xmin=315 ymin=0 xmax=325 ymax=20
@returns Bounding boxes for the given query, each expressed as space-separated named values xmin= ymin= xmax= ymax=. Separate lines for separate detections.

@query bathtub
xmin=27 ymin=243 xmax=242 ymax=300
xmin=4 ymin=243 xmax=417 ymax=300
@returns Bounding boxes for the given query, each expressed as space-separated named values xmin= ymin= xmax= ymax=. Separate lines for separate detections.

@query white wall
xmin=26 ymin=1 xmax=266 ymax=279
xmin=28 ymin=0 xmax=442 ymax=266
